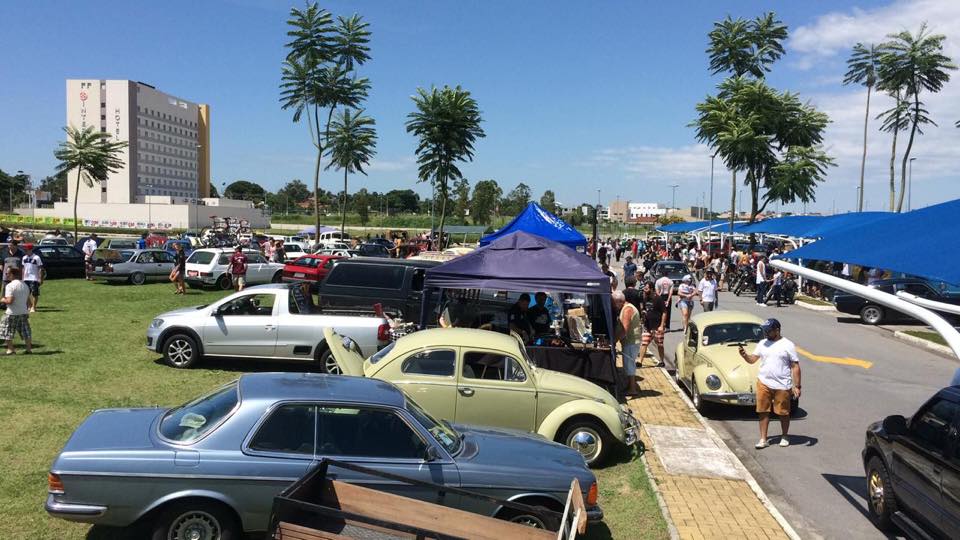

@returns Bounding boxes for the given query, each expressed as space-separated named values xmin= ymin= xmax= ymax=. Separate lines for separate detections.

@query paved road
xmin=656 ymin=290 xmax=958 ymax=539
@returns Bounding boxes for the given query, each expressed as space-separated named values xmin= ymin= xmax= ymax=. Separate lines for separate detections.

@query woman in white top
xmin=676 ymin=274 xmax=698 ymax=331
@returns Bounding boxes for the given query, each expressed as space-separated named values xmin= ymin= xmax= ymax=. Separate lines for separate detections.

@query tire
xmin=162 ymin=334 xmax=200 ymax=369
xmin=558 ymin=419 xmax=612 ymax=467
xmin=497 ymin=505 xmax=559 ymax=531
xmin=129 ymin=272 xmax=146 ymax=286
xmin=271 ymin=271 xmax=283 ymax=284
xmin=691 ymin=376 xmax=712 ymax=415
xmin=860 ymin=305 xmax=884 ymax=325
xmin=216 ymin=274 xmax=232 ymax=291
xmin=865 ymin=456 xmax=898 ymax=531
xmin=317 ymin=347 xmax=341 ymax=375
xmin=150 ymin=500 xmax=240 ymax=540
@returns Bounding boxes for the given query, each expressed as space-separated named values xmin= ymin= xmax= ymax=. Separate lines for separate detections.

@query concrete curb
xmin=657 ymin=366 xmax=803 ymax=540
xmin=637 ymin=446 xmax=681 ymax=540
xmin=894 ymin=330 xmax=954 ymax=356
xmin=794 ymin=298 xmax=836 ymax=312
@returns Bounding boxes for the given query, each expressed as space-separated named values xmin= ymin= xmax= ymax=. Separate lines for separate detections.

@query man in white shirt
xmin=738 ymin=318 xmax=801 ymax=448
xmin=82 ymin=234 xmax=99 ymax=281
xmin=0 ymin=267 xmax=32 ymax=355
xmin=20 ymin=244 xmax=42 ymax=313
xmin=755 ymin=256 xmax=768 ymax=306
xmin=697 ymin=270 xmax=719 ymax=312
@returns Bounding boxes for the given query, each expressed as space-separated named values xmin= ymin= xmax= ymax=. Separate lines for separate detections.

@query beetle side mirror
xmin=424 ymin=446 xmax=441 ymax=462
xmin=882 ymin=414 xmax=907 ymax=436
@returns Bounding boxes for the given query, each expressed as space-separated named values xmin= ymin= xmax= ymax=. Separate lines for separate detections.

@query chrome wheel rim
xmin=863 ymin=307 xmax=881 ymax=324
xmin=509 ymin=514 xmax=546 ymax=528
xmin=132 ymin=273 xmax=145 ymax=285
xmin=869 ymin=470 xmax=884 ymax=515
xmin=323 ymin=353 xmax=341 ymax=374
xmin=168 ymin=510 xmax=220 ymax=540
xmin=567 ymin=427 xmax=601 ymax=463
xmin=167 ymin=339 xmax=193 ymax=367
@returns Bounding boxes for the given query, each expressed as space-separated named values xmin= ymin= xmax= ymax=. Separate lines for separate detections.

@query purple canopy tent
xmin=421 ymin=231 xmax=620 ymax=396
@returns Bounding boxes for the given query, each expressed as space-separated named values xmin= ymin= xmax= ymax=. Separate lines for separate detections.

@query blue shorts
xmin=622 ymin=343 xmax=640 ymax=377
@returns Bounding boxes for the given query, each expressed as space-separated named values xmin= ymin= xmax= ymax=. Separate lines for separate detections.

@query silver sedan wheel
xmin=321 ymin=350 xmax=341 ymax=374
xmin=566 ymin=427 xmax=602 ymax=464
xmin=168 ymin=510 xmax=221 ymax=540
xmin=167 ymin=339 xmax=194 ymax=367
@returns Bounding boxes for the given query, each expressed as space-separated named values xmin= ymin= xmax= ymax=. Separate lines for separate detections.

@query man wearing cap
xmin=738 ymin=318 xmax=801 ymax=448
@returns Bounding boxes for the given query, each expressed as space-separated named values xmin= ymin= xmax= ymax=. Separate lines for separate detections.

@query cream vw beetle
xmin=325 ymin=327 xmax=639 ymax=466
xmin=674 ymin=311 xmax=798 ymax=414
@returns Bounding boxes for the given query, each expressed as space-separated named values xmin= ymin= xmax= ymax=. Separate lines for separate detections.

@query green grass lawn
xmin=903 ymin=329 xmax=949 ymax=347
xmin=795 ymin=294 xmax=833 ymax=307
xmin=0 ymin=279 xmax=666 ymax=539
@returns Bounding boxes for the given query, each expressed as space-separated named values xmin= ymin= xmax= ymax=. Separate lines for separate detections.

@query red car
xmin=282 ymin=254 xmax=342 ymax=289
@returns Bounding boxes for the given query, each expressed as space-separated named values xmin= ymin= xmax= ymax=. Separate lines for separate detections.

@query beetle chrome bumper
xmin=620 ymin=406 xmax=641 ymax=446
xmin=45 ymin=494 xmax=107 ymax=522
xmin=701 ymin=392 xmax=756 ymax=406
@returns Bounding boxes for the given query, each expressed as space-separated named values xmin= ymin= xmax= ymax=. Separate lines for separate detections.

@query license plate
xmin=95 ymin=266 xmax=103 ymax=272
xmin=187 ymin=270 xmax=198 ymax=277
xmin=294 ymin=273 xmax=305 ymax=278
xmin=738 ymin=395 xmax=756 ymax=405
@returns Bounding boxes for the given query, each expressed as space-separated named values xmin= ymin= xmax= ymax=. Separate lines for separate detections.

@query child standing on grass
xmin=0 ymin=267 xmax=32 ymax=355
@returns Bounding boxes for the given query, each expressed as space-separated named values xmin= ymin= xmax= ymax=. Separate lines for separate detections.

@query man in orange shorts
xmin=738 ymin=318 xmax=801 ymax=449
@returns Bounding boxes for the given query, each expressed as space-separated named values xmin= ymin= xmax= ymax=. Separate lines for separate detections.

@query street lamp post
xmin=669 ymin=184 xmax=679 ymax=215
xmin=144 ymin=185 xmax=154 ymax=229
xmin=430 ymin=180 xmax=436 ymax=237
xmin=855 ymin=186 xmax=861 ymax=213
xmin=909 ymin=157 xmax=916 ymax=211
xmin=709 ymin=154 xmax=716 ymax=223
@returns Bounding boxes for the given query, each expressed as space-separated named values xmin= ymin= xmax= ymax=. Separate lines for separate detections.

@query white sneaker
xmin=779 ymin=437 xmax=790 ymax=447
xmin=755 ymin=439 xmax=769 ymax=449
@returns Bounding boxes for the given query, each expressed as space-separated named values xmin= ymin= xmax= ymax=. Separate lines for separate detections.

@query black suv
xmin=833 ymin=278 xmax=960 ymax=325
xmin=317 ymin=258 xmax=441 ymax=319
xmin=863 ymin=386 xmax=960 ymax=538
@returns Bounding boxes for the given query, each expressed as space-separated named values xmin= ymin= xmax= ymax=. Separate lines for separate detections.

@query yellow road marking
xmin=796 ymin=347 xmax=873 ymax=369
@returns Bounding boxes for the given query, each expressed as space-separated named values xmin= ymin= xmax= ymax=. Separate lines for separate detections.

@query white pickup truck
xmin=146 ymin=283 xmax=389 ymax=371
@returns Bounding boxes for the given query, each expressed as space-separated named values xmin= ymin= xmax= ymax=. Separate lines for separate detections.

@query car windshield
xmin=159 ymin=382 xmax=239 ymax=443
xmin=702 ymin=323 xmax=764 ymax=345
xmin=187 ymin=251 xmax=215 ymax=265
xmin=368 ymin=341 xmax=395 ymax=364
xmin=404 ymin=398 xmax=461 ymax=455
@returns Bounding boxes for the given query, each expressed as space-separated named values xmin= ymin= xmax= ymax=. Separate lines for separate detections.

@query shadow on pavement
xmin=583 ymin=522 xmax=613 ymax=540
xmin=152 ymin=356 xmax=319 ymax=374
xmin=821 ymin=473 xmax=895 ymax=538
xmin=702 ymin=406 xmax=808 ymax=422
xmin=778 ymin=434 xmax=818 ymax=447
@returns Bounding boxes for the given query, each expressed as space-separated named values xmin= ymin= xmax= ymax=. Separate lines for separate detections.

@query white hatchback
xmin=184 ymin=248 xmax=285 ymax=290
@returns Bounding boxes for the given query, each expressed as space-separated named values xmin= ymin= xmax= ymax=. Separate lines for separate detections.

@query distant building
xmin=608 ymin=200 xmax=629 ymax=223
xmin=66 ymin=79 xmax=211 ymax=203
xmin=628 ymin=202 xmax=666 ymax=220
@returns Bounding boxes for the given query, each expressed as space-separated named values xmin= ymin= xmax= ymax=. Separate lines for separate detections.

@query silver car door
xmin=202 ymin=292 xmax=279 ymax=358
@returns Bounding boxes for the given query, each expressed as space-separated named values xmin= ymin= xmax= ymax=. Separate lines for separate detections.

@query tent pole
xmin=771 ymin=259 xmax=960 ymax=359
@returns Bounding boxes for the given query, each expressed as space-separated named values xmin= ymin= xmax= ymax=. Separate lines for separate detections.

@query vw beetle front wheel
xmin=559 ymin=419 xmax=611 ymax=467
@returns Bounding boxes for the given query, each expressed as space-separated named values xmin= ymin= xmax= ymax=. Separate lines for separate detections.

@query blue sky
xmin=3 ymin=0 xmax=960 ymax=213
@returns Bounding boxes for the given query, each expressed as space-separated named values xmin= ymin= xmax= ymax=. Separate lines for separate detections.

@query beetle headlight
xmin=705 ymin=374 xmax=722 ymax=391
xmin=150 ymin=318 xmax=164 ymax=329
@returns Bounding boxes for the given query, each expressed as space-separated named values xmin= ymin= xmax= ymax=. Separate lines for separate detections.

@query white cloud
xmin=366 ymin=156 xmax=415 ymax=173
xmin=578 ymin=144 xmax=716 ymax=185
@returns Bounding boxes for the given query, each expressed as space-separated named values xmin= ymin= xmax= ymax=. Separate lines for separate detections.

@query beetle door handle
xmin=264 ymin=325 xmax=275 ymax=331
xmin=458 ymin=387 xmax=474 ymax=397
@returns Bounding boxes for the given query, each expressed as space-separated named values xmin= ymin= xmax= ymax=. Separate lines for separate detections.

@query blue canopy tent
xmin=738 ymin=216 xmax=821 ymax=236
xmin=480 ymin=202 xmax=586 ymax=250
xmin=740 ymin=212 xmax=893 ymax=239
xmin=656 ymin=221 xmax=710 ymax=233
xmin=784 ymin=199 xmax=960 ymax=285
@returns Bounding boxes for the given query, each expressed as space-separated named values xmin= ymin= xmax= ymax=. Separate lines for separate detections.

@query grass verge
xmin=903 ymin=330 xmax=948 ymax=347
xmin=0 ymin=279 xmax=667 ymax=539
xmin=795 ymin=294 xmax=833 ymax=307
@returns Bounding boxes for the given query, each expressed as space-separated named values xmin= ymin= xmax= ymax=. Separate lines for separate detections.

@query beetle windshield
xmin=404 ymin=398 xmax=461 ymax=455
xmin=703 ymin=323 xmax=764 ymax=346
xmin=159 ymin=382 xmax=239 ymax=443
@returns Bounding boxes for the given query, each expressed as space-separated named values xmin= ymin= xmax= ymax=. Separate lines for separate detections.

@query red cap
xmin=23 ymin=243 xmax=33 ymax=250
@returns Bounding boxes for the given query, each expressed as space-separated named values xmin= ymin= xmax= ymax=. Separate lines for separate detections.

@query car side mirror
xmin=424 ymin=446 xmax=441 ymax=462
xmin=883 ymin=414 xmax=908 ymax=436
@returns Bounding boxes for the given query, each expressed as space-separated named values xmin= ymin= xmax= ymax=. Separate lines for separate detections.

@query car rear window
xmin=159 ymin=382 xmax=239 ymax=443
xmin=187 ymin=251 xmax=215 ymax=265
xmin=326 ymin=263 xmax=404 ymax=289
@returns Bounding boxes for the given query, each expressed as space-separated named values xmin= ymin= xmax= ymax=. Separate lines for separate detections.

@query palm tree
xmin=53 ymin=126 xmax=127 ymax=239
xmin=405 ymin=86 xmax=485 ymax=247
xmin=843 ymin=43 xmax=880 ymax=212
xmin=879 ymin=24 xmax=956 ymax=212
xmin=280 ymin=3 xmax=371 ymax=242
xmin=325 ymin=108 xmax=377 ymax=235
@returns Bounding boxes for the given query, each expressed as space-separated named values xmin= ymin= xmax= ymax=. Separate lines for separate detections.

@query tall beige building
xmin=65 ymin=80 xmax=211 ymax=204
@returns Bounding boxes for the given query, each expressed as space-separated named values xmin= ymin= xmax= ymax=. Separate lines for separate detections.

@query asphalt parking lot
xmin=658 ymin=290 xmax=957 ymax=540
